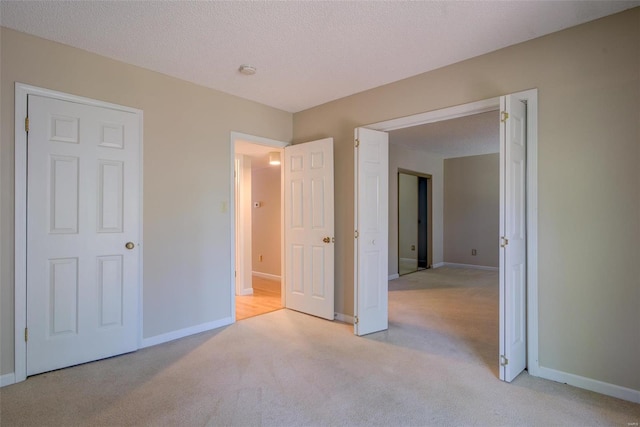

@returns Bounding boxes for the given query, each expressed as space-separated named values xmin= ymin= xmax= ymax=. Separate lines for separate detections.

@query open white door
xmin=27 ymin=94 xmax=140 ymax=375
xmin=499 ymin=95 xmax=527 ymax=382
xmin=354 ymin=127 xmax=389 ymax=336
xmin=284 ymin=138 xmax=334 ymax=320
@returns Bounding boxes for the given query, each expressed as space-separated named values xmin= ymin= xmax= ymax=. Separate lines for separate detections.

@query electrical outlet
xmin=471 ymin=249 xmax=477 ymax=256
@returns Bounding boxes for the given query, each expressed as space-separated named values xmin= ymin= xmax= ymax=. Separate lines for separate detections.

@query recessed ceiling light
xmin=238 ymin=64 xmax=257 ymax=75
xmin=268 ymin=152 xmax=281 ymax=166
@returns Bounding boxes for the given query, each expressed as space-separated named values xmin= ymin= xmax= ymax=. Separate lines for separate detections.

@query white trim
xmin=230 ymin=132 xmax=289 ymax=323
xmin=388 ymin=273 xmax=400 ymax=280
xmin=442 ymin=262 xmax=498 ymax=271
xmin=367 ymin=97 xmax=500 ymax=132
xmin=234 ymin=155 xmax=253 ymax=297
xmin=232 ymin=132 xmax=290 ymax=149
xmin=520 ymin=89 xmax=540 ymax=379
xmin=137 ymin=108 xmax=145 ymax=352
xmin=1 ymin=373 xmax=16 ymax=387
xmin=14 ymin=83 xmax=144 ymax=384
xmin=140 ymin=317 xmax=233 ymax=349
xmin=537 ymin=366 xmax=640 ymax=404
xmin=14 ymin=84 xmax=28 ymax=383
xmin=432 ymin=262 xmax=445 ymax=268
xmin=252 ymin=271 xmax=281 ymax=281
xmin=237 ymin=288 xmax=254 ymax=296
xmin=334 ymin=313 xmax=354 ymax=324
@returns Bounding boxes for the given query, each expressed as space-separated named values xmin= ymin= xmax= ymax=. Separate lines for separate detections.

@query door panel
xmin=499 ymin=95 xmax=527 ymax=382
xmin=354 ymin=128 xmax=389 ymax=336
xmin=284 ymin=138 xmax=334 ymax=320
xmin=27 ymin=95 xmax=140 ymax=375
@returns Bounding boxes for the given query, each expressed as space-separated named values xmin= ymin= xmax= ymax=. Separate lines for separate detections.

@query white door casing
xmin=26 ymin=94 xmax=141 ymax=375
xmin=284 ymin=138 xmax=335 ymax=320
xmin=499 ymin=95 xmax=528 ymax=382
xmin=354 ymin=127 xmax=389 ymax=336
xmin=234 ymin=154 xmax=253 ymax=296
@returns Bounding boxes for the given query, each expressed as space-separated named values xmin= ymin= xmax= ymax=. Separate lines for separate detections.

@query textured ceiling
xmin=2 ymin=1 xmax=638 ymax=113
xmin=389 ymin=110 xmax=499 ymax=159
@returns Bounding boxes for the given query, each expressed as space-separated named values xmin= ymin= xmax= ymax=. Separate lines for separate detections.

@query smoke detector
xmin=238 ymin=65 xmax=257 ymax=75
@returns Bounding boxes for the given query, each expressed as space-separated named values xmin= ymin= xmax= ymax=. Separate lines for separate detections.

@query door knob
xmin=323 ymin=237 xmax=331 ymax=243
xmin=125 ymin=242 xmax=135 ymax=250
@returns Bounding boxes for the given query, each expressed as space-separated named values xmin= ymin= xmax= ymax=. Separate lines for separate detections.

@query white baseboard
xmin=252 ymin=271 xmax=281 ymax=281
xmin=237 ymin=288 xmax=253 ymax=296
xmin=537 ymin=366 xmax=640 ymax=404
xmin=334 ymin=312 xmax=354 ymax=324
xmin=442 ymin=262 xmax=498 ymax=271
xmin=141 ymin=317 xmax=233 ymax=349
xmin=388 ymin=273 xmax=399 ymax=280
xmin=1 ymin=372 xmax=16 ymax=387
xmin=432 ymin=262 xmax=444 ymax=268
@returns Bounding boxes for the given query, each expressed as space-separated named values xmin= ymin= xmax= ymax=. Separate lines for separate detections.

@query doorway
xmin=355 ymin=90 xmax=539 ymax=382
xmin=230 ymin=134 xmax=337 ymax=322
xmin=232 ymin=133 xmax=287 ymax=320
xmin=398 ymin=171 xmax=432 ymax=275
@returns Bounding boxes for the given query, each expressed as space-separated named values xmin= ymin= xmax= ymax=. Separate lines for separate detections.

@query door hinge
xmin=500 ymin=354 xmax=509 ymax=366
xmin=24 ymin=327 xmax=28 ymax=342
xmin=25 ymin=116 xmax=29 ymax=133
xmin=355 ymin=139 xmax=360 ymax=148
xmin=500 ymin=236 xmax=509 ymax=248
xmin=354 ymin=230 xmax=359 ymax=238
xmin=354 ymin=316 xmax=359 ymax=325
xmin=500 ymin=111 xmax=509 ymax=122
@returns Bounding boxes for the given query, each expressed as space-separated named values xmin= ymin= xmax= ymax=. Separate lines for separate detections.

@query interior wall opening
xmin=386 ymin=103 xmax=502 ymax=375
xmin=232 ymin=135 xmax=287 ymax=321
xmin=397 ymin=170 xmax=432 ymax=276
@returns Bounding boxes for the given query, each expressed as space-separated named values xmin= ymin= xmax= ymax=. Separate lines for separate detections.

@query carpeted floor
xmin=1 ymin=267 xmax=638 ymax=426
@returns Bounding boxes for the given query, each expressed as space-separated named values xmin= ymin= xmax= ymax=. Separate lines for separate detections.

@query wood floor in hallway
xmin=236 ymin=276 xmax=282 ymax=320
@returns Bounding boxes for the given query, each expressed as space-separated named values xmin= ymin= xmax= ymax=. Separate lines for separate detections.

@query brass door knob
xmin=125 ymin=242 xmax=135 ymax=250
xmin=323 ymin=237 xmax=331 ymax=243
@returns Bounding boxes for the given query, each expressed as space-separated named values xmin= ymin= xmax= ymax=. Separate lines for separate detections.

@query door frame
xmin=229 ymin=132 xmax=288 ymax=321
xmin=14 ymin=83 xmax=144 ymax=383
xmin=363 ymin=90 xmax=539 ymax=377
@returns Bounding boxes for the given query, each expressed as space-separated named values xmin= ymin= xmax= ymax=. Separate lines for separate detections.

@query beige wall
xmin=251 ymin=165 xmax=281 ymax=277
xmin=444 ymin=154 xmax=499 ymax=268
xmin=293 ymin=9 xmax=640 ymax=391
xmin=389 ymin=145 xmax=443 ymax=275
xmin=0 ymin=28 xmax=292 ymax=375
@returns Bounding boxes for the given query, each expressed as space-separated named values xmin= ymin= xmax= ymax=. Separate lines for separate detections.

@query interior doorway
xmin=398 ymin=171 xmax=432 ymax=275
xmin=356 ymin=90 xmax=539 ymax=382
xmin=231 ymin=134 xmax=336 ymax=322
xmin=231 ymin=133 xmax=287 ymax=320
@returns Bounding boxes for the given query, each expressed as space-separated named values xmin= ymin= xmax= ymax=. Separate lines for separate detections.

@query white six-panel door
xmin=27 ymin=94 xmax=140 ymax=375
xmin=284 ymin=138 xmax=335 ymax=320
xmin=499 ymin=95 xmax=527 ymax=382
xmin=354 ymin=127 xmax=389 ymax=336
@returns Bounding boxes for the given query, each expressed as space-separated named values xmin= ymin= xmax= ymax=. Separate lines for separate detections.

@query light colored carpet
xmin=1 ymin=267 xmax=638 ymax=426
